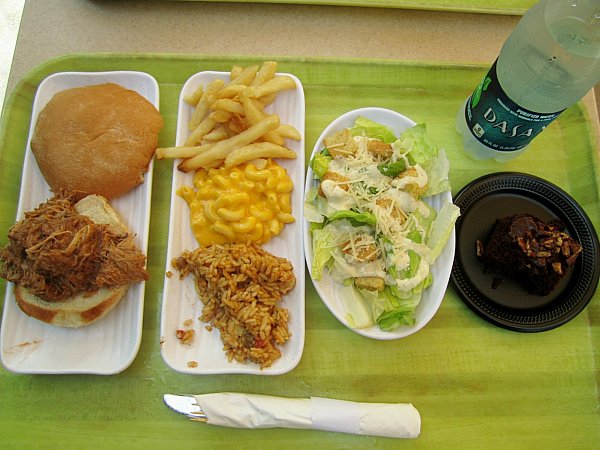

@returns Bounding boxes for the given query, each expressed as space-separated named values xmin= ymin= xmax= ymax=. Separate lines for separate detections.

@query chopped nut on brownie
xmin=478 ymin=214 xmax=582 ymax=296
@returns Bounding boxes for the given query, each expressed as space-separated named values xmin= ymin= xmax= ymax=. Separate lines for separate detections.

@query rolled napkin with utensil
xmin=164 ymin=392 xmax=421 ymax=438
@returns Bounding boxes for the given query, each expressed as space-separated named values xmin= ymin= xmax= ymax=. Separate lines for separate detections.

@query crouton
xmin=318 ymin=171 xmax=350 ymax=196
xmin=342 ymin=239 xmax=379 ymax=262
xmin=324 ymin=129 xmax=357 ymax=157
xmin=367 ymin=139 xmax=393 ymax=159
xmin=355 ymin=277 xmax=386 ymax=292
xmin=396 ymin=167 xmax=428 ymax=198
xmin=375 ymin=197 xmax=407 ymax=224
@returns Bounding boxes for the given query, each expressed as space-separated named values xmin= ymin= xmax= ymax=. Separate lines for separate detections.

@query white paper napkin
xmin=194 ymin=393 xmax=421 ymax=438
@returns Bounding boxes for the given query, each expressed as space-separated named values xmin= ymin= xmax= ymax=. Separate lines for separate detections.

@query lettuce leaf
xmin=358 ymin=286 xmax=421 ymax=330
xmin=339 ymin=284 xmax=374 ymax=329
xmin=326 ymin=210 xmax=377 ymax=227
xmin=427 ymin=201 xmax=460 ymax=260
xmin=311 ymin=227 xmax=336 ymax=280
xmin=304 ymin=187 xmax=328 ymax=223
xmin=395 ymin=124 xmax=438 ymax=165
xmin=350 ymin=117 xmax=397 ymax=143
xmin=310 ymin=151 xmax=333 ymax=179
xmin=376 ymin=288 xmax=422 ymax=330
xmin=423 ymin=148 xmax=451 ymax=197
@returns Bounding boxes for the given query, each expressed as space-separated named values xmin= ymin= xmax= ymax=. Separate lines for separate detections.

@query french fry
xmin=202 ymin=126 xmax=229 ymax=143
xmin=209 ymin=109 xmax=233 ymax=123
xmin=259 ymin=93 xmax=277 ymax=106
xmin=216 ymin=65 xmax=258 ymax=99
xmin=246 ymin=76 xmax=296 ymax=99
xmin=241 ymin=95 xmax=266 ymax=125
xmin=212 ymin=98 xmax=245 ymax=115
xmin=156 ymin=143 xmax=214 ymax=160
xmin=227 ymin=114 xmax=247 ymax=135
xmin=250 ymin=61 xmax=278 ymax=87
xmin=230 ymin=65 xmax=243 ymax=79
xmin=262 ymin=131 xmax=285 ymax=146
xmin=239 ymin=96 xmax=283 ymax=144
xmin=276 ymin=124 xmax=301 ymax=141
xmin=188 ymin=79 xmax=225 ymax=130
xmin=217 ymin=84 xmax=246 ymax=99
xmin=224 ymin=142 xmax=296 ymax=168
xmin=239 ymin=95 xmax=288 ymax=145
xmin=179 ymin=114 xmax=280 ymax=172
xmin=183 ymin=85 xmax=204 ymax=106
xmin=159 ymin=62 xmax=301 ymax=171
xmin=228 ymin=64 xmax=259 ymax=87
xmin=185 ymin=116 xmax=217 ymax=146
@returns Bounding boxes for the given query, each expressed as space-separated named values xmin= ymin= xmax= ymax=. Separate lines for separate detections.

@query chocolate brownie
xmin=478 ymin=214 xmax=582 ymax=296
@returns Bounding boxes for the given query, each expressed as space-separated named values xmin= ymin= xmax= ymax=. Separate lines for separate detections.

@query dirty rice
xmin=173 ymin=243 xmax=296 ymax=368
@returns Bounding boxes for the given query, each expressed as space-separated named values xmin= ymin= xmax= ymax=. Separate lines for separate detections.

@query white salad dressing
xmin=392 ymin=165 xmax=428 ymax=190
xmin=386 ymin=190 xmax=418 ymax=215
xmin=330 ymin=249 xmax=386 ymax=278
xmin=389 ymin=250 xmax=410 ymax=271
xmin=320 ymin=180 xmax=355 ymax=210
xmin=394 ymin=259 xmax=430 ymax=291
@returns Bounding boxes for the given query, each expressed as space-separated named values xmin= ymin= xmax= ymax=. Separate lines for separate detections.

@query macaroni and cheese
xmin=178 ymin=159 xmax=294 ymax=246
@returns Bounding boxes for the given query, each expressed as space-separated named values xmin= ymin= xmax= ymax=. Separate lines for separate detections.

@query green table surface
xmin=0 ymin=54 xmax=599 ymax=449
xmin=169 ymin=0 xmax=536 ymax=15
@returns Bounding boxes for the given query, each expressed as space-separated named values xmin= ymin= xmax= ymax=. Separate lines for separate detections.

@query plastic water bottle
xmin=456 ymin=0 xmax=600 ymax=162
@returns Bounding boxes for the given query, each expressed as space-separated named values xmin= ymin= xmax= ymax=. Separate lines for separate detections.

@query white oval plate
xmin=0 ymin=71 xmax=158 ymax=374
xmin=303 ymin=107 xmax=455 ymax=340
xmin=160 ymin=70 xmax=306 ymax=375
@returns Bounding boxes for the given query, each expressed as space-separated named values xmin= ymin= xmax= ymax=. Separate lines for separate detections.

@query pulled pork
xmin=0 ymin=192 xmax=148 ymax=302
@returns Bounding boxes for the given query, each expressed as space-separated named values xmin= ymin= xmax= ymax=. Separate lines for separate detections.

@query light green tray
xmin=170 ymin=0 xmax=535 ymax=15
xmin=0 ymin=54 xmax=599 ymax=449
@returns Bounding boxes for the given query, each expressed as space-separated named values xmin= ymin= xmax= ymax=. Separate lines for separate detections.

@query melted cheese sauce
xmin=178 ymin=159 xmax=294 ymax=246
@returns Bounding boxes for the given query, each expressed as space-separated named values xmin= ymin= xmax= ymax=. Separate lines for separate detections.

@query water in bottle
xmin=456 ymin=0 xmax=600 ymax=162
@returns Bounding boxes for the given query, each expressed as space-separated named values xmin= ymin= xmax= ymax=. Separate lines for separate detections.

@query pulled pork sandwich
xmin=0 ymin=191 xmax=148 ymax=327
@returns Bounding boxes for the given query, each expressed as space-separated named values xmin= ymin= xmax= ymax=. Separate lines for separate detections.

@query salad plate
xmin=0 ymin=71 xmax=158 ymax=374
xmin=303 ymin=107 xmax=458 ymax=340
xmin=451 ymin=172 xmax=600 ymax=332
xmin=160 ymin=70 xmax=306 ymax=375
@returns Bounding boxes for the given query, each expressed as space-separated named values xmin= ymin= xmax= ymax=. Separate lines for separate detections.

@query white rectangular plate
xmin=0 ymin=71 xmax=158 ymax=374
xmin=160 ymin=70 xmax=305 ymax=375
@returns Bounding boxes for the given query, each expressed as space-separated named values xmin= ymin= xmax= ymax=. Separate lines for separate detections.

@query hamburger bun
xmin=14 ymin=284 xmax=129 ymax=329
xmin=14 ymin=195 xmax=138 ymax=328
xmin=30 ymin=82 xmax=163 ymax=200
